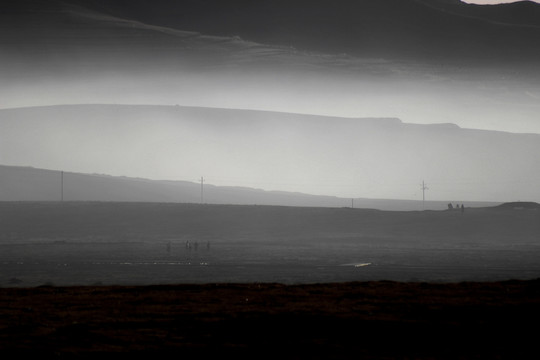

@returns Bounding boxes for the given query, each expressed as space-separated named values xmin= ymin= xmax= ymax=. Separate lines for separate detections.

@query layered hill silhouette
xmin=2 ymin=0 xmax=539 ymax=134
xmin=75 ymin=0 xmax=540 ymax=64
xmin=2 ymin=0 xmax=540 ymax=81
xmin=1 ymin=104 xmax=538 ymax=205
xmin=2 ymin=164 xmax=491 ymax=211
xmin=1 ymin=3 xmax=539 ymax=205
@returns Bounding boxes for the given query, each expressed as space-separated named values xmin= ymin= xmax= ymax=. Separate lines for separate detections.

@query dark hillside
xmin=1 ymin=202 xmax=538 ymax=245
xmin=62 ymin=0 xmax=540 ymax=64
xmin=494 ymin=201 xmax=540 ymax=210
xmin=3 ymin=0 xmax=540 ymax=65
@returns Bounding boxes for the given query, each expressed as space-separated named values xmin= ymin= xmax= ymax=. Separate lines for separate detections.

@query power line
xmin=200 ymin=176 xmax=204 ymax=204
xmin=421 ymin=180 xmax=429 ymax=209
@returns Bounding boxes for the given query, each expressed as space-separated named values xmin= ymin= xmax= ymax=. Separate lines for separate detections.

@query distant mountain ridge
xmin=0 ymin=164 xmax=498 ymax=211
xmin=494 ymin=201 xmax=540 ymax=210
xmin=2 ymin=0 xmax=540 ymax=66
xmin=48 ymin=0 xmax=540 ymax=64
xmin=1 ymin=104 xmax=538 ymax=205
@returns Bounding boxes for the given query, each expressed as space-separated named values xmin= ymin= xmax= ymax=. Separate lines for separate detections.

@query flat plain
xmin=1 ymin=201 xmax=539 ymax=358
xmin=1 ymin=201 xmax=539 ymax=286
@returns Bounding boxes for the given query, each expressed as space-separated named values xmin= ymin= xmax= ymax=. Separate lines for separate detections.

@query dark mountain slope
xmin=1 ymin=164 xmax=500 ymax=210
xmin=59 ymin=0 xmax=540 ymax=64
xmin=494 ymin=201 xmax=540 ymax=210
xmin=1 ymin=0 xmax=365 ymax=76
xmin=2 ymin=0 xmax=540 ymax=65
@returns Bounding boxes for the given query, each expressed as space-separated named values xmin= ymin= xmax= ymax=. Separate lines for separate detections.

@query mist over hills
xmin=1 ymin=0 xmax=539 ymax=133
xmin=1 ymin=1 xmax=539 ymax=202
xmin=1 ymin=104 xmax=538 ymax=204
xmin=0 ymin=164 xmax=500 ymax=211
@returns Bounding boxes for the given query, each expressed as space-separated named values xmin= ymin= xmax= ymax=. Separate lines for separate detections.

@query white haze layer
xmin=2 ymin=101 xmax=539 ymax=203
xmin=1 ymin=67 xmax=540 ymax=135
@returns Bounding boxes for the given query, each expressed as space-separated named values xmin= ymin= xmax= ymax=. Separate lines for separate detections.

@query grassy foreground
xmin=1 ymin=280 xmax=539 ymax=359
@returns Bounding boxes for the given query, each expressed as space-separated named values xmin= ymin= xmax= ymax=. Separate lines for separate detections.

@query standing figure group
xmin=448 ymin=203 xmax=465 ymax=213
xmin=185 ymin=240 xmax=210 ymax=250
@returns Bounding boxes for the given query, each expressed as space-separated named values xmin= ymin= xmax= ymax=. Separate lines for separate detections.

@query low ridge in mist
xmin=1 ymin=104 xmax=538 ymax=203
xmin=0 ymin=164 xmax=500 ymax=211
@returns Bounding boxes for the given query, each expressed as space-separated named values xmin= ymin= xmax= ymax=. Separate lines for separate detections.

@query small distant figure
xmin=448 ymin=203 xmax=454 ymax=210
xmin=461 ymin=204 xmax=465 ymax=213
xmin=185 ymin=240 xmax=191 ymax=250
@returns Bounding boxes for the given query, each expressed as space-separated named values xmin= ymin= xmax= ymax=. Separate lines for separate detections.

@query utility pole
xmin=200 ymin=176 xmax=204 ymax=204
xmin=421 ymin=180 xmax=428 ymax=209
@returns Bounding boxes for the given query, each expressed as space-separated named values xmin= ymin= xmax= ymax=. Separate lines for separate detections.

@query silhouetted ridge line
xmin=4 ymin=0 xmax=540 ymax=64
xmin=494 ymin=201 xmax=540 ymax=210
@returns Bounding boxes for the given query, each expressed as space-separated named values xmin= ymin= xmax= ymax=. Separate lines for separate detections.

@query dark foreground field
xmin=2 ymin=202 xmax=540 ymax=358
xmin=2 ymin=201 xmax=540 ymax=286
xmin=1 ymin=280 xmax=540 ymax=359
